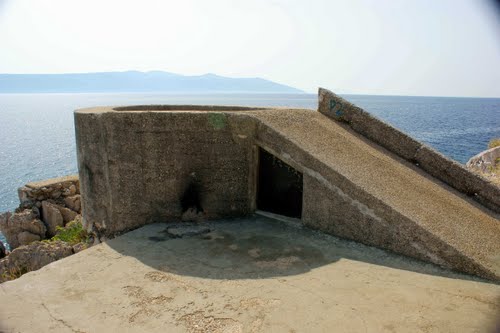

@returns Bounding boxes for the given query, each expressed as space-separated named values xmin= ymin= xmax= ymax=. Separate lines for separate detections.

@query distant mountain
xmin=0 ymin=71 xmax=304 ymax=93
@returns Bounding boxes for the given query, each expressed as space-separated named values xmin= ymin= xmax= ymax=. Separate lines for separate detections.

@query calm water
xmin=1 ymin=93 xmax=499 ymax=245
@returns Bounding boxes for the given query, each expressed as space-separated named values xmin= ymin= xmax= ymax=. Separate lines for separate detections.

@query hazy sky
xmin=0 ymin=0 xmax=499 ymax=97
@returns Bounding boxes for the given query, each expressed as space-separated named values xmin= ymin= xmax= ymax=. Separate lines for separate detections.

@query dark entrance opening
xmin=257 ymin=148 xmax=303 ymax=218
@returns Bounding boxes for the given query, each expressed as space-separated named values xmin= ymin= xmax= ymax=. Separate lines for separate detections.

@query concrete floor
xmin=1 ymin=215 xmax=499 ymax=333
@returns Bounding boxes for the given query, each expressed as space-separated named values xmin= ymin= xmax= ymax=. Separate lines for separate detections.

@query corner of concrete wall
xmin=317 ymin=87 xmax=500 ymax=213
xmin=74 ymin=111 xmax=112 ymax=237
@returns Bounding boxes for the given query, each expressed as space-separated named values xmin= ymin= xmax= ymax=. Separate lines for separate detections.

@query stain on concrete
xmin=208 ymin=113 xmax=227 ymax=130
xmin=178 ymin=311 xmax=242 ymax=333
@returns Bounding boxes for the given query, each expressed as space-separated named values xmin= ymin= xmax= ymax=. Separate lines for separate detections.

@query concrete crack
xmin=41 ymin=303 xmax=86 ymax=333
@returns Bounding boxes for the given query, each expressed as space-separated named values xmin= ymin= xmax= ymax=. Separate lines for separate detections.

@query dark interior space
xmin=257 ymin=148 xmax=303 ymax=218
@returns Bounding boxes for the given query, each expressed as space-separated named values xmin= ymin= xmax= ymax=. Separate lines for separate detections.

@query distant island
xmin=0 ymin=71 xmax=304 ymax=93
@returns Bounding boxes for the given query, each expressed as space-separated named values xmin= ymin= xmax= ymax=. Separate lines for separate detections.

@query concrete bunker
xmin=257 ymin=148 xmax=303 ymax=218
xmin=74 ymin=89 xmax=500 ymax=281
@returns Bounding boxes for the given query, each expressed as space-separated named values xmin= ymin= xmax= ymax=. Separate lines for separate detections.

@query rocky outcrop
xmin=466 ymin=146 xmax=500 ymax=172
xmin=0 ymin=210 xmax=47 ymax=249
xmin=0 ymin=241 xmax=73 ymax=283
xmin=0 ymin=175 xmax=92 ymax=283
xmin=0 ymin=175 xmax=82 ymax=250
xmin=466 ymin=146 xmax=500 ymax=186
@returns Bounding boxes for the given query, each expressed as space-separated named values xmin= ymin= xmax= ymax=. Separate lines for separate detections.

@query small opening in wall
xmin=180 ymin=173 xmax=204 ymax=222
xmin=257 ymin=148 xmax=303 ymax=218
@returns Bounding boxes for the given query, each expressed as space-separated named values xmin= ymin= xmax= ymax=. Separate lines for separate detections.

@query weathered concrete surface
xmin=75 ymin=107 xmax=259 ymax=236
xmin=250 ymin=108 xmax=500 ymax=281
xmin=318 ymin=88 xmax=500 ymax=213
xmin=1 ymin=216 xmax=499 ymax=333
xmin=75 ymin=102 xmax=500 ymax=281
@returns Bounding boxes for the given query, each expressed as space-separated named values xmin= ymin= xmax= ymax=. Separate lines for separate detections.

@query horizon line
xmin=0 ymin=71 xmax=498 ymax=99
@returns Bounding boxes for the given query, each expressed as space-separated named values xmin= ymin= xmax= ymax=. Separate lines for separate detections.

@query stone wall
xmin=0 ymin=175 xmax=82 ymax=249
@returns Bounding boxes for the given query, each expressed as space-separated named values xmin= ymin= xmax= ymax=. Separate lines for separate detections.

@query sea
xmin=1 ymin=93 xmax=500 ymax=246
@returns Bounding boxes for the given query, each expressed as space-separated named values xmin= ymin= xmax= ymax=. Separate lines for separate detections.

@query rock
xmin=72 ymin=242 xmax=88 ymax=253
xmin=32 ymin=205 xmax=40 ymax=218
xmin=466 ymin=146 xmax=500 ymax=186
xmin=0 ymin=241 xmax=6 ymax=259
xmin=16 ymin=175 xmax=80 ymax=212
xmin=42 ymin=201 xmax=64 ymax=237
xmin=10 ymin=210 xmax=46 ymax=236
xmin=56 ymin=205 xmax=78 ymax=223
xmin=17 ymin=231 xmax=41 ymax=246
xmin=64 ymin=195 xmax=81 ymax=213
xmin=181 ymin=207 xmax=205 ymax=222
xmin=17 ymin=186 xmax=31 ymax=207
xmin=67 ymin=185 xmax=77 ymax=196
xmin=466 ymin=146 xmax=500 ymax=173
xmin=0 ymin=212 xmax=13 ymax=245
xmin=0 ymin=210 xmax=47 ymax=249
xmin=0 ymin=240 xmax=73 ymax=282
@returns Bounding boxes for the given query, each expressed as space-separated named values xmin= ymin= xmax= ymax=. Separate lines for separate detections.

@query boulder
xmin=56 ymin=205 xmax=78 ymax=223
xmin=64 ymin=195 xmax=81 ymax=213
xmin=466 ymin=146 xmax=500 ymax=173
xmin=0 ymin=210 xmax=46 ymax=249
xmin=63 ymin=184 xmax=77 ymax=197
xmin=0 ymin=240 xmax=73 ymax=282
xmin=0 ymin=212 xmax=13 ymax=245
xmin=42 ymin=201 xmax=64 ymax=237
xmin=72 ymin=242 xmax=88 ymax=253
xmin=10 ymin=210 xmax=46 ymax=236
xmin=17 ymin=231 xmax=41 ymax=246
xmin=51 ymin=190 xmax=62 ymax=199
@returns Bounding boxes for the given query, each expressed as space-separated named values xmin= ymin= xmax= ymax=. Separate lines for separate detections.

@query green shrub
xmin=488 ymin=138 xmax=500 ymax=149
xmin=51 ymin=220 xmax=88 ymax=245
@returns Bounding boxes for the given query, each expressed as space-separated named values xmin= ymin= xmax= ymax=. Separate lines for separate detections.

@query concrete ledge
xmin=318 ymin=87 xmax=500 ymax=213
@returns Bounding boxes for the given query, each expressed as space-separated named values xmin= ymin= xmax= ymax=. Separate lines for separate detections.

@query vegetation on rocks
xmin=1 ymin=220 xmax=91 ymax=282
xmin=50 ymin=220 xmax=88 ymax=245
xmin=466 ymin=138 xmax=500 ymax=187
xmin=0 ymin=240 xmax=74 ymax=282
xmin=488 ymin=138 xmax=500 ymax=149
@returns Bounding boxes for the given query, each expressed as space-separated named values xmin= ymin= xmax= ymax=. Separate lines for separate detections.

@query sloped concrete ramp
xmin=250 ymin=106 xmax=500 ymax=281
xmin=0 ymin=217 xmax=499 ymax=333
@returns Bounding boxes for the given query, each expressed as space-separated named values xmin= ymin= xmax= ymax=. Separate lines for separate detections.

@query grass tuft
xmin=51 ymin=220 xmax=88 ymax=245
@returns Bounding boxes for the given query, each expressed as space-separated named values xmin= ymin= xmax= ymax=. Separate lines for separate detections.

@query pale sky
xmin=0 ymin=0 xmax=499 ymax=97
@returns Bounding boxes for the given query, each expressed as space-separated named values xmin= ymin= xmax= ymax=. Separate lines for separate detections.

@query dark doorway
xmin=257 ymin=148 xmax=303 ymax=218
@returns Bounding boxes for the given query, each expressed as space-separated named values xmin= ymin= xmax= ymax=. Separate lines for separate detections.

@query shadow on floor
xmin=105 ymin=214 xmax=495 ymax=283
